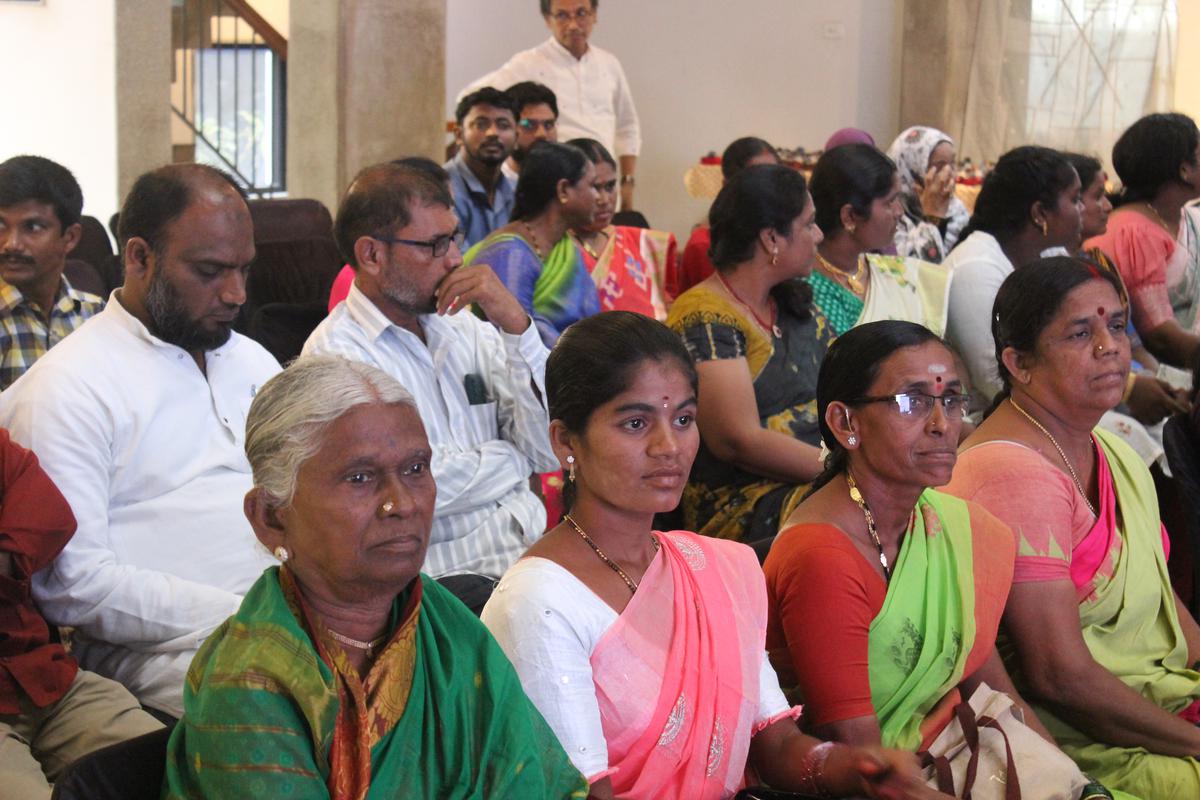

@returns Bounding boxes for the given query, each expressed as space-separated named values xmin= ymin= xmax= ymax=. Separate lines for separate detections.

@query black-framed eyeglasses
xmin=550 ymin=8 xmax=593 ymax=23
xmin=373 ymin=228 xmax=464 ymax=258
xmin=851 ymin=391 xmax=969 ymax=419
xmin=519 ymin=118 xmax=557 ymax=132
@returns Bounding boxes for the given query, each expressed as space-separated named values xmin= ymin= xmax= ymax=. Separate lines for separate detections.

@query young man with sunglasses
xmin=502 ymin=81 xmax=560 ymax=183
xmin=304 ymin=163 xmax=557 ymax=600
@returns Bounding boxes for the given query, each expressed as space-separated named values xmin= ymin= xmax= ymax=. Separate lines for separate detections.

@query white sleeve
xmin=7 ymin=369 xmax=242 ymax=651
xmin=481 ymin=561 xmax=612 ymax=779
xmin=946 ymin=258 xmax=1008 ymax=404
xmin=610 ymin=57 xmax=642 ymax=157
xmin=487 ymin=322 xmax=559 ymax=473
xmin=755 ymin=649 xmax=795 ymax=728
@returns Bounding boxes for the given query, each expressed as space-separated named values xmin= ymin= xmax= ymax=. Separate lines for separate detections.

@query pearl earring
xmin=566 ymin=455 xmax=576 ymax=483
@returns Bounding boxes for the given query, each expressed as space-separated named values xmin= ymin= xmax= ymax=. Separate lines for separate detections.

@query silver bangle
xmin=796 ymin=741 xmax=836 ymax=797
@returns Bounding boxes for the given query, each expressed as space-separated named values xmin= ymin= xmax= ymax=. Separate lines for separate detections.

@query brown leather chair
xmin=235 ymin=199 xmax=341 ymax=356
xmin=63 ymin=259 xmax=107 ymax=298
xmin=247 ymin=198 xmax=334 ymax=242
xmin=71 ymin=216 xmax=123 ymax=295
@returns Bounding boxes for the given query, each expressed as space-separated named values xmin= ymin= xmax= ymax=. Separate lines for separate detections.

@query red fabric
xmin=0 ymin=428 xmax=79 ymax=713
xmin=764 ymin=505 xmax=1014 ymax=730
xmin=328 ymin=264 xmax=355 ymax=312
xmin=675 ymin=226 xmax=715 ymax=299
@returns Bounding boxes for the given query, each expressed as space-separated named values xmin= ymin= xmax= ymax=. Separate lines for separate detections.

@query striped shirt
xmin=304 ymin=283 xmax=557 ymax=578
xmin=0 ymin=276 xmax=104 ymax=389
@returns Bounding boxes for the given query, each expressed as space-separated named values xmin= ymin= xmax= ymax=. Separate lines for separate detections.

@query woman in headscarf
xmin=887 ymin=126 xmax=969 ymax=263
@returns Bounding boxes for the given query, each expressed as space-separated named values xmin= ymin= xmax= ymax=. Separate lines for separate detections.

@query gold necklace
xmin=816 ymin=251 xmax=868 ymax=296
xmin=563 ymin=514 xmax=659 ymax=594
xmin=327 ymin=628 xmax=385 ymax=654
xmin=1144 ymin=202 xmax=1176 ymax=236
xmin=521 ymin=221 xmax=545 ymax=260
xmin=1009 ymin=397 xmax=1098 ymax=517
xmin=572 ymin=229 xmax=609 ymax=259
xmin=845 ymin=472 xmax=893 ymax=582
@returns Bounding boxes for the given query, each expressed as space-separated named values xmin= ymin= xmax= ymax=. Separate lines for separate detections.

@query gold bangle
xmin=1122 ymin=372 xmax=1137 ymax=404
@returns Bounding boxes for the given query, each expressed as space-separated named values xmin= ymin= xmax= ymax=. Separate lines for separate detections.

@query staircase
xmin=170 ymin=0 xmax=287 ymax=196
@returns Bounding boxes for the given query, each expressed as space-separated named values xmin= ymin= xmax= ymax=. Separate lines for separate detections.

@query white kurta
xmin=0 ymin=295 xmax=281 ymax=715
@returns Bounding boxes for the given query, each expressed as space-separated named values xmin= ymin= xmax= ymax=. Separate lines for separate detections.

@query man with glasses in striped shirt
xmin=304 ymin=162 xmax=557 ymax=612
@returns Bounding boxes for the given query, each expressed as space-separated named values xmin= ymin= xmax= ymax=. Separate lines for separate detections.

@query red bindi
xmin=662 ymin=396 xmax=669 ymax=409
xmin=1097 ymin=306 xmax=1106 ymax=316
xmin=935 ymin=376 xmax=943 ymax=384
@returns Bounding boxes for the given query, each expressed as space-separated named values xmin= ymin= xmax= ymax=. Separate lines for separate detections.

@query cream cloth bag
xmin=919 ymin=683 xmax=1095 ymax=799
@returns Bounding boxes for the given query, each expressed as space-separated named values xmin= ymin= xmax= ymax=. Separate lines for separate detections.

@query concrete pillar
xmin=289 ymin=0 xmax=446 ymax=213
xmin=115 ymin=0 xmax=173 ymax=202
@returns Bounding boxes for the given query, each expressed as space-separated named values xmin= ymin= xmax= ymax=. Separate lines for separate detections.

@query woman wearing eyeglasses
xmin=944 ymin=257 xmax=1200 ymax=798
xmin=464 ymin=142 xmax=600 ymax=347
xmin=566 ymin=138 xmax=675 ymax=321
xmin=763 ymin=321 xmax=1055 ymax=763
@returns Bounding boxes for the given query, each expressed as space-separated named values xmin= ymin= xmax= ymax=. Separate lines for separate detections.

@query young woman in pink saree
xmin=481 ymin=311 xmax=938 ymax=800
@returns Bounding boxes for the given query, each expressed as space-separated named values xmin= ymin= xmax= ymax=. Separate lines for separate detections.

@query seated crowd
xmin=6 ymin=5 xmax=1200 ymax=799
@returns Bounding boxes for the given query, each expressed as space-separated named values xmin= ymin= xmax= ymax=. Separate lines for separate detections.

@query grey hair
xmin=245 ymin=355 xmax=418 ymax=508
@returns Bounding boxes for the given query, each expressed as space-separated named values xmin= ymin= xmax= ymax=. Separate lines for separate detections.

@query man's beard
xmin=380 ymin=270 xmax=437 ymax=317
xmin=469 ymin=139 xmax=508 ymax=168
xmin=145 ymin=269 xmax=234 ymax=352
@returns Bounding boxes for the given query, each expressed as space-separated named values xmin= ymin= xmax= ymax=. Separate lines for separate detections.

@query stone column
xmin=115 ymin=0 xmax=173 ymax=201
xmin=289 ymin=0 xmax=446 ymax=213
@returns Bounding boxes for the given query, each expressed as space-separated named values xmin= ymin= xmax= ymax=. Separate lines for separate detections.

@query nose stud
xmin=380 ymin=500 xmax=394 ymax=514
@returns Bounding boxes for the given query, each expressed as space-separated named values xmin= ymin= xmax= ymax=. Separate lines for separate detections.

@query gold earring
xmin=566 ymin=454 xmax=576 ymax=482
xmin=273 ymin=545 xmax=289 ymax=563
xmin=771 ymin=248 xmax=778 ymax=266
xmin=1039 ymin=220 xmax=1048 ymax=237
xmin=847 ymin=223 xmax=856 ymax=235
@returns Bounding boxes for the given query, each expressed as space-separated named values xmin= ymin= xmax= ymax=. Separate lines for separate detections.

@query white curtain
xmin=945 ymin=0 xmax=1178 ymax=165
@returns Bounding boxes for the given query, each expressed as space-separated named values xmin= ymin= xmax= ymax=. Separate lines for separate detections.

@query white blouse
xmin=481 ymin=556 xmax=791 ymax=778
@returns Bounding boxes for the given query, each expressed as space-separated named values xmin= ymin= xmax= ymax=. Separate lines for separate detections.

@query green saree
xmin=1023 ymin=430 xmax=1200 ymax=797
xmin=866 ymin=490 xmax=977 ymax=751
xmin=162 ymin=567 xmax=588 ymax=799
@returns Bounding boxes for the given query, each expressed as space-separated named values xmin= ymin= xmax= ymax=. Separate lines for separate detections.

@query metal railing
xmin=171 ymin=0 xmax=287 ymax=196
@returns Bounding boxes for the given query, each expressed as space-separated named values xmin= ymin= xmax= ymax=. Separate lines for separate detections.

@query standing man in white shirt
xmin=463 ymin=0 xmax=641 ymax=210
xmin=0 ymin=164 xmax=281 ymax=717
xmin=303 ymin=163 xmax=557 ymax=609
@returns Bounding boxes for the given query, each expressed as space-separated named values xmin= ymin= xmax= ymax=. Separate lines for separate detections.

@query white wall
xmin=447 ymin=0 xmax=902 ymax=241
xmin=0 ymin=0 xmax=119 ymax=230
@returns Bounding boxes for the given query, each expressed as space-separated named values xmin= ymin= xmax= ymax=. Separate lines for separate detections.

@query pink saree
xmin=1071 ymin=437 xmax=1169 ymax=598
xmin=589 ymin=531 xmax=796 ymax=799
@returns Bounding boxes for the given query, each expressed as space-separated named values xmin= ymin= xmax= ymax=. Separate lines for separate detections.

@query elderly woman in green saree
xmin=945 ymin=257 xmax=1200 ymax=799
xmin=161 ymin=355 xmax=587 ymax=799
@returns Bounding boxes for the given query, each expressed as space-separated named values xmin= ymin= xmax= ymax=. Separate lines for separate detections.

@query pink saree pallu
xmin=589 ymin=531 xmax=793 ymax=800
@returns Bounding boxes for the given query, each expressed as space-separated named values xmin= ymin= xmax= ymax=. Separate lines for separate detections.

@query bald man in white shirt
xmin=0 ymin=164 xmax=281 ymax=716
xmin=463 ymin=0 xmax=641 ymax=210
